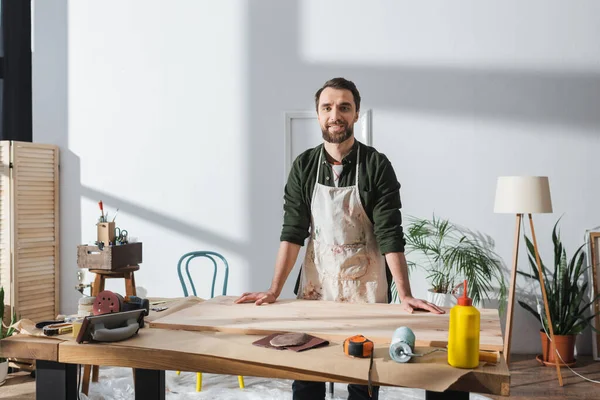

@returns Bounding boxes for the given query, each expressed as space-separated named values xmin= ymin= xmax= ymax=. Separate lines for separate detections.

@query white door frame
xmin=283 ymin=109 xmax=372 ymax=182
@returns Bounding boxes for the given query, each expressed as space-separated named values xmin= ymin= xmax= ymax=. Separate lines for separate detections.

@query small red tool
xmin=98 ymin=201 xmax=105 ymax=221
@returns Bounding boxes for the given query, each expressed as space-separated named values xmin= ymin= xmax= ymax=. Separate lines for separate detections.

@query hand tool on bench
xmin=343 ymin=335 xmax=374 ymax=397
xmin=35 ymin=319 xmax=65 ymax=329
xmin=76 ymin=309 xmax=145 ymax=343
xmin=43 ymin=322 xmax=73 ymax=336
xmin=344 ymin=335 xmax=374 ymax=358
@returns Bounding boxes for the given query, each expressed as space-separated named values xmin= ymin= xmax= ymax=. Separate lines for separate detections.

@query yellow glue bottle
xmin=448 ymin=280 xmax=480 ymax=368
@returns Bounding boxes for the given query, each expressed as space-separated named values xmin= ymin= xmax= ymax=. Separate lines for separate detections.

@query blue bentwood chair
xmin=175 ymin=251 xmax=245 ymax=392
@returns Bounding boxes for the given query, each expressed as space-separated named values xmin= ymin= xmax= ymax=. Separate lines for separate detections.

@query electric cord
xmin=536 ymin=304 xmax=600 ymax=384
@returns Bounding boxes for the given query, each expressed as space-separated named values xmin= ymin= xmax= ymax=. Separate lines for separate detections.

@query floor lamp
xmin=494 ymin=176 xmax=563 ymax=386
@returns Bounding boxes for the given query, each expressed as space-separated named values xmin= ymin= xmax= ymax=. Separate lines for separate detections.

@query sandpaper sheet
xmin=252 ymin=332 xmax=329 ymax=352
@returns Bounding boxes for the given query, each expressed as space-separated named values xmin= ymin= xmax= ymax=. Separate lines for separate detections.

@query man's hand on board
xmin=234 ymin=291 xmax=277 ymax=306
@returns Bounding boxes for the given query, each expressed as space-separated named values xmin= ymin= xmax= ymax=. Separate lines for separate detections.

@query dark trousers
xmin=292 ymin=380 xmax=379 ymax=400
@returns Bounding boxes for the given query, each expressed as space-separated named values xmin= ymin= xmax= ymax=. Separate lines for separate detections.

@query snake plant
xmin=517 ymin=218 xmax=600 ymax=336
xmin=397 ymin=214 xmax=507 ymax=308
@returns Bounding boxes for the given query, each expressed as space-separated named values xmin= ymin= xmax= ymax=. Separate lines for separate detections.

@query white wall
xmin=33 ymin=0 xmax=600 ymax=355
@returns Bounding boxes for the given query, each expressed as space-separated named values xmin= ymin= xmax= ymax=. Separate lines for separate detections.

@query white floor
xmin=80 ymin=367 xmax=492 ymax=400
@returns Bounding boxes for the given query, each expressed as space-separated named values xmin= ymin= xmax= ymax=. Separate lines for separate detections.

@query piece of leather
xmin=270 ymin=332 xmax=311 ymax=347
xmin=253 ymin=332 xmax=329 ymax=352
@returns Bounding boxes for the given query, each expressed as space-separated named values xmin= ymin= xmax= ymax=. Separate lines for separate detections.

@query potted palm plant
xmin=517 ymin=218 xmax=600 ymax=366
xmin=0 ymin=287 xmax=16 ymax=386
xmin=400 ymin=215 xmax=507 ymax=308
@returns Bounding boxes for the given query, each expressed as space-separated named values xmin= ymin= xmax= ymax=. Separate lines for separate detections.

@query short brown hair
xmin=314 ymin=77 xmax=361 ymax=112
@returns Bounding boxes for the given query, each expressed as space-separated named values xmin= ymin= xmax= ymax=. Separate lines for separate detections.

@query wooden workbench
xmin=0 ymin=297 xmax=510 ymax=399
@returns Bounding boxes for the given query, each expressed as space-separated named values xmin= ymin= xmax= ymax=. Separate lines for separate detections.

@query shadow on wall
xmin=31 ymin=0 xmax=84 ymax=315
xmin=78 ymin=186 xmax=249 ymax=259
xmin=245 ymin=0 xmax=600 ymax=295
xmin=47 ymin=1 xmax=600 ymax=342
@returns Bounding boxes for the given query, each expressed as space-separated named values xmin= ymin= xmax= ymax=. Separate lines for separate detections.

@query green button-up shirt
xmin=280 ymin=140 xmax=406 ymax=254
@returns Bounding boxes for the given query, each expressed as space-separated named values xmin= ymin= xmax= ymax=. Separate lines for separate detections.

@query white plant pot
xmin=427 ymin=289 xmax=456 ymax=308
xmin=0 ymin=360 xmax=8 ymax=386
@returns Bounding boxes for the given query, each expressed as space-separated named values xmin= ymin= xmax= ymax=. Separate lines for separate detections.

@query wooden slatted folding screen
xmin=0 ymin=141 xmax=59 ymax=323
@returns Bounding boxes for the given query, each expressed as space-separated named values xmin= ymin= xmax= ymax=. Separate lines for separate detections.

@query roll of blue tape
xmin=389 ymin=326 xmax=416 ymax=363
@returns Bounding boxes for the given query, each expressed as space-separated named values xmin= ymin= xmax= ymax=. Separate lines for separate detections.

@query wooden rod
xmin=503 ymin=213 xmax=522 ymax=365
xmin=528 ymin=214 xmax=563 ymax=386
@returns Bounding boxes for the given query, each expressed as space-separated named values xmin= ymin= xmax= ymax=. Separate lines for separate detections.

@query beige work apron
xmin=297 ymin=146 xmax=388 ymax=303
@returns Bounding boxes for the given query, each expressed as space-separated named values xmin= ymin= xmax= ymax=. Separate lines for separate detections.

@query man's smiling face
xmin=317 ymin=87 xmax=359 ymax=144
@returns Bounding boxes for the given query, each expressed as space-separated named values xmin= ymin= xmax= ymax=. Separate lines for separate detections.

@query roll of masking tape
xmin=389 ymin=326 xmax=416 ymax=363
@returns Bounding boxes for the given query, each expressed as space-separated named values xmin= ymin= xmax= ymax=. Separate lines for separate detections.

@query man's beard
xmin=321 ymin=123 xmax=354 ymax=144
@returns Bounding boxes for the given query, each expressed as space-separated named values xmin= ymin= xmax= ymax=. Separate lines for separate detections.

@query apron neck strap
xmin=316 ymin=147 xmax=323 ymax=182
xmin=355 ymin=145 xmax=360 ymax=187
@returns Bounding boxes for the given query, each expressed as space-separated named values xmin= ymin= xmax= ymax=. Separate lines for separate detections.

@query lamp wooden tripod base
xmin=503 ymin=214 xmax=563 ymax=386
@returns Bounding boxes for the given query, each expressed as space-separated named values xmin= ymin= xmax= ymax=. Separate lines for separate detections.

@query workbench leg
xmin=425 ymin=390 xmax=469 ymax=400
xmin=36 ymin=360 xmax=78 ymax=400
xmin=92 ymin=365 xmax=100 ymax=382
xmin=81 ymin=364 xmax=91 ymax=394
xmin=134 ymin=368 xmax=165 ymax=400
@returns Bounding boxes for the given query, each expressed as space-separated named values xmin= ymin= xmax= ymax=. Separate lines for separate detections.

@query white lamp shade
xmin=494 ymin=176 xmax=553 ymax=214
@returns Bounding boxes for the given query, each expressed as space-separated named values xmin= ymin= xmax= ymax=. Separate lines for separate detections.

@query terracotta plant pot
xmin=539 ymin=330 xmax=576 ymax=366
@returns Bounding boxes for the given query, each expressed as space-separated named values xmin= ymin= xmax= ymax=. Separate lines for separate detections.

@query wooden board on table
xmin=149 ymin=296 xmax=504 ymax=351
